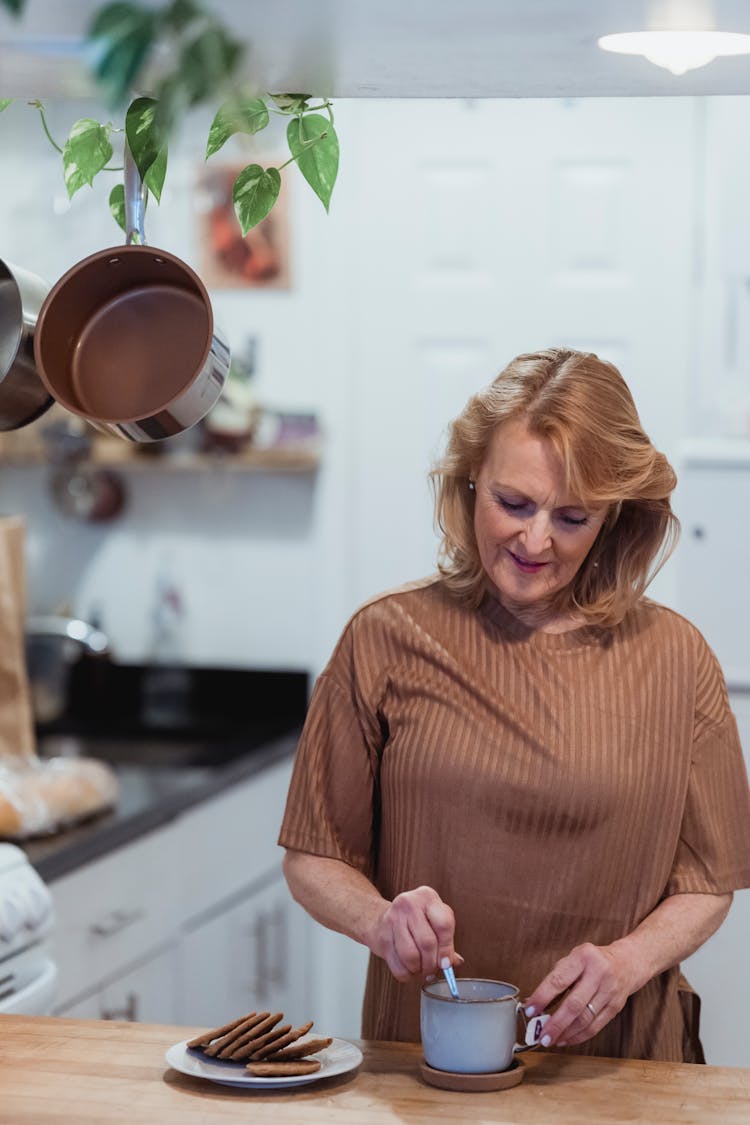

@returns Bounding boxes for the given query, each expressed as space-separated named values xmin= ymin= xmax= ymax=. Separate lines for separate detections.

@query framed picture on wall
xmin=194 ymin=162 xmax=292 ymax=290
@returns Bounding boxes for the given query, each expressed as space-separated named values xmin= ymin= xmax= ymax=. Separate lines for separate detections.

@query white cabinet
xmin=51 ymin=756 xmax=312 ymax=1027
xmin=58 ymin=947 xmax=177 ymax=1023
xmin=51 ymin=821 xmax=180 ymax=1012
xmin=177 ymin=875 xmax=309 ymax=1028
xmin=98 ymin=947 xmax=178 ymax=1023
xmin=673 ymin=451 xmax=750 ymax=684
xmin=57 ymin=992 xmax=101 ymax=1019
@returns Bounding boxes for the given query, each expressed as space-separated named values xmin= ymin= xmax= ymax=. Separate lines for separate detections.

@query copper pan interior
xmin=34 ymin=247 xmax=213 ymax=423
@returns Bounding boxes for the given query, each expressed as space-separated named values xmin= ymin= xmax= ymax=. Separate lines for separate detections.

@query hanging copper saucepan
xmin=0 ymin=259 xmax=54 ymax=431
xmin=33 ymin=144 xmax=230 ymax=442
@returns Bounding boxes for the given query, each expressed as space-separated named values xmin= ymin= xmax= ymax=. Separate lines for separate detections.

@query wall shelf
xmin=0 ymin=442 xmax=321 ymax=473
xmin=90 ymin=438 xmax=321 ymax=473
xmin=0 ymin=408 xmax=321 ymax=474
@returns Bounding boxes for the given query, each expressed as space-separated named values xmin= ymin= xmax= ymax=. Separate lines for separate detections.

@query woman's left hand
xmin=523 ymin=941 xmax=641 ymax=1047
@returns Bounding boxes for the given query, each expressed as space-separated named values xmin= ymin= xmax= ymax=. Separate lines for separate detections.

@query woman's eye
xmin=561 ymin=514 xmax=589 ymax=527
xmin=499 ymin=498 xmax=528 ymax=513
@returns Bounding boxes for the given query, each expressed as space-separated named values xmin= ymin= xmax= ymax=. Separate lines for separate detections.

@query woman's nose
xmin=519 ymin=513 xmax=552 ymax=554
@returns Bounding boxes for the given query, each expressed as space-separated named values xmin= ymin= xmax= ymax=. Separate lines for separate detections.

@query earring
xmin=468 ymin=480 xmax=475 ymax=492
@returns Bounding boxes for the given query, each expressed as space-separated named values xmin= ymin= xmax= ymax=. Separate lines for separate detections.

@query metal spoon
xmin=441 ymin=958 xmax=459 ymax=999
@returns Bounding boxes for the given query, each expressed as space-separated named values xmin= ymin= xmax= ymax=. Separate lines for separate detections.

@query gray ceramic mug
xmin=421 ymin=978 xmax=546 ymax=1074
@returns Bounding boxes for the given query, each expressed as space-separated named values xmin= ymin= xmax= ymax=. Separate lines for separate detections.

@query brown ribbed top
xmin=279 ymin=577 xmax=750 ymax=1060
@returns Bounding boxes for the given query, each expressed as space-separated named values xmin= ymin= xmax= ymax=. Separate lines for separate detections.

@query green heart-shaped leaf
xmin=205 ymin=98 xmax=269 ymax=158
xmin=109 ymin=184 xmax=126 ymax=232
xmin=232 ymin=164 xmax=280 ymax=235
xmin=63 ymin=118 xmax=113 ymax=198
xmin=86 ymin=3 xmax=158 ymax=107
xmin=0 ymin=98 xmax=12 ymax=112
xmin=287 ymin=113 xmax=338 ymax=212
xmin=144 ymin=145 xmax=168 ymax=202
xmin=125 ymin=96 xmax=167 ymax=183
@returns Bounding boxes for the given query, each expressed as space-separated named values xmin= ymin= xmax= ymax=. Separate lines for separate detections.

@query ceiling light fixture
xmin=597 ymin=30 xmax=750 ymax=75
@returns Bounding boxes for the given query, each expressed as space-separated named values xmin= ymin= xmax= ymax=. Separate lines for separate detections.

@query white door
xmin=345 ymin=97 xmax=696 ymax=605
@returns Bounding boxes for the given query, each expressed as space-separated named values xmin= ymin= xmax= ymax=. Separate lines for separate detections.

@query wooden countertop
xmin=1 ymin=1015 xmax=749 ymax=1124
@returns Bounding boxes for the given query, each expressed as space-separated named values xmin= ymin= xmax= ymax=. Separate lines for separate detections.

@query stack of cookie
xmin=187 ymin=1010 xmax=333 ymax=1077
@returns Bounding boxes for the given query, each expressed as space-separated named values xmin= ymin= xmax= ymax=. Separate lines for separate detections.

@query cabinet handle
xmin=250 ymin=906 xmax=288 ymax=999
xmin=100 ymin=992 xmax=138 ymax=1022
xmin=89 ymin=908 xmax=145 ymax=937
xmin=253 ymin=912 xmax=270 ymax=1003
xmin=270 ymin=904 xmax=287 ymax=990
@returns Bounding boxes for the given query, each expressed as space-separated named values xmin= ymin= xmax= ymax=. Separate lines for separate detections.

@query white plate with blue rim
xmin=165 ymin=1036 xmax=363 ymax=1090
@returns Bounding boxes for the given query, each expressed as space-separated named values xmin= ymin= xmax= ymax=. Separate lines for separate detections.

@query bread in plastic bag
xmin=0 ymin=756 xmax=119 ymax=838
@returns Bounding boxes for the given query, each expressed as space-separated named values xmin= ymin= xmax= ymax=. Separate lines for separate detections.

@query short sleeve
xmin=666 ymin=640 xmax=750 ymax=896
xmin=277 ymin=624 xmax=385 ymax=879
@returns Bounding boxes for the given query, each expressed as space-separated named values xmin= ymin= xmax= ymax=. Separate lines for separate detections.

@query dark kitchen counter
xmin=20 ymin=664 xmax=308 ymax=883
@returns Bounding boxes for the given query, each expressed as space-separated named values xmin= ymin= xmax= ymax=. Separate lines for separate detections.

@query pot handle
xmin=124 ymin=140 xmax=148 ymax=246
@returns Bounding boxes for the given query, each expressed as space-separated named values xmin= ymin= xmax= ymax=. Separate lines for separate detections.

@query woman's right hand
xmin=365 ymin=885 xmax=460 ymax=983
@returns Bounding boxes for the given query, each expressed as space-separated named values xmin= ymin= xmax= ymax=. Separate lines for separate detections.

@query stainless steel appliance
xmin=0 ymin=843 xmax=56 ymax=1014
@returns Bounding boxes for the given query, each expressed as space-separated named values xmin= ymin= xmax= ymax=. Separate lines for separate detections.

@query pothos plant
xmin=0 ymin=0 xmax=339 ymax=235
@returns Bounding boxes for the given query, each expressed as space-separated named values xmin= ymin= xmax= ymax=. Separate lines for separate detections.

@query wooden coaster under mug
xmin=419 ymin=1056 xmax=526 ymax=1092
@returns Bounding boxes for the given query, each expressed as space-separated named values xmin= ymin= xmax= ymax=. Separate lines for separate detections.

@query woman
xmin=279 ymin=347 xmax=750 ymax=1061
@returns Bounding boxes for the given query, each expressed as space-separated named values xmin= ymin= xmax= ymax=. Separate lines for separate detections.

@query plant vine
xmin=0 ymin=0 xmax=339 ymax=234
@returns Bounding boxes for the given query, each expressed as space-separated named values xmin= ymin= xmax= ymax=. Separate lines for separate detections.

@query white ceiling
xmin=4 ymin=0 xmax=750 ymax=100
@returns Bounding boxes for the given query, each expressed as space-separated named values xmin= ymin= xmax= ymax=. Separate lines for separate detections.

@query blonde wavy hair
xmin=430 ymin=347 xmax=680 ymax=627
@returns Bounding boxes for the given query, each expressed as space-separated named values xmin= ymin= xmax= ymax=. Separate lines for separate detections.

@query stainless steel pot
xmin=25 ymin=615 xmax=110 ymax=724
xmin=32 ymin=145 xmax=230 ymax=442
xmin=0 ymin=259 xmax=54 ymax=431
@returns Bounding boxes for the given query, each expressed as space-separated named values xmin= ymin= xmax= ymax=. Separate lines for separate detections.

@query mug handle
xmin=514 ymin=1003 xmax=550 ymax=1054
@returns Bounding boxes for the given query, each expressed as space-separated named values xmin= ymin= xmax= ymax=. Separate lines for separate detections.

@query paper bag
xmin=0 ymin=516 xmax=35 ymax=761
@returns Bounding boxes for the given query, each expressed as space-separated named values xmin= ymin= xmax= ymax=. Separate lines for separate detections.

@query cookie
xmin=226 ymin=1021 xmax=291 ymax=1061
xmin=204 ymin=1011 xmax=273 ymax=1057
xmin=187 ymin=1012 xmax=257 ymax=1050
xmin=267 ymin=1036 xmax=333 ymax=1061
xmin=246 ymin=1059 xmax=321 ymax=1077
xmin=250 ymin=1021 xmax=315 ymax=1060
xmin=220 ymin=1013 xmax=286 ymax=1060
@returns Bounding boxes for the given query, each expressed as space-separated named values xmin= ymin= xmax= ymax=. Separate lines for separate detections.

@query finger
xmin=386 ymin=895 xmax=427 ymax=977
xmin=555 ymin=993 xmax=604 ymax=1044
xmin=391 ymin=923 xmax=425 ymax=977
xmin=384 ymin=943 xmax=414 ymax=983
xmin=524 ymin=949 xmax=586 ymax=1018
xmin=560 ymin=997 xmax=615 ymax=1047
xmin=539 ymin=970 xmax=602 ymax=1044
xmin=385 ymin=887 xmax=455 ymax=977
xmin=423 ymin=898 xmax=456 ymax=967
xmin=405 ymin=912 xmax=440 ymax=978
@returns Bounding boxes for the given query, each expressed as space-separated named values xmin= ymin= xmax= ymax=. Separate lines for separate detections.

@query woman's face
xmin=473 ymin=419 xmax=607 ymax=625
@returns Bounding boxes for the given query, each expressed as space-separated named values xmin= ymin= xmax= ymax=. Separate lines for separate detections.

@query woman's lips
xmin=508 ymin=549 xmax=549 ymax=573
